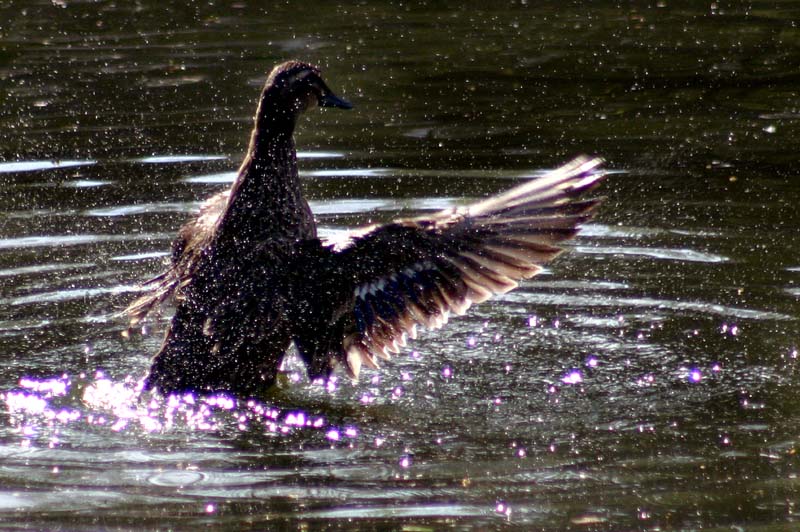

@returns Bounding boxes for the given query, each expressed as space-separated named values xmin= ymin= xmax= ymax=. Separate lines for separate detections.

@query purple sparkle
xmin=561 ymin=370 xmax=583 ymax=385
xmin=360 ymin=393 xmax=375 ymax=404
xmin=19 ymin=376 xmax=69 ymax=396
xmin=285 ymin=411 xmax=306 ymax=426
xmin=495 ymin=501 xmax=511 ymax=516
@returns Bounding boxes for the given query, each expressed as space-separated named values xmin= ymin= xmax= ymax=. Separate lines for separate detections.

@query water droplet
xmin=561 ymin=370 xmax=583 ymax=385
xmin=495 ymin=501 xmax=511 ymax=517
xmin=360 ymin=393 xmax=375 ymax=404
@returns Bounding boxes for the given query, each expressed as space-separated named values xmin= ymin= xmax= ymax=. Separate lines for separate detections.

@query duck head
xmin=260 ymin=61 xmax=352 ymax=124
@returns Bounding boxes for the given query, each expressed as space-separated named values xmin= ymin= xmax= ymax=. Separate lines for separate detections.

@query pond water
xmin=2 ymin=2 xmax=800 ymax=530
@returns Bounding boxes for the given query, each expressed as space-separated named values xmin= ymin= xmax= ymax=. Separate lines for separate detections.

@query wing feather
xmin=324 ymin=155 xmax=607 ymax=379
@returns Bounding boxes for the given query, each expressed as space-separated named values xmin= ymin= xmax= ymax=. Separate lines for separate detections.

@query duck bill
xmin=319 ymin=91 xmax=353 ymax=109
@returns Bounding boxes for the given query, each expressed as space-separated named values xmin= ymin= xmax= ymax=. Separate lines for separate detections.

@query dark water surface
xmin=2 ymin=2 xmax=800 ymax=530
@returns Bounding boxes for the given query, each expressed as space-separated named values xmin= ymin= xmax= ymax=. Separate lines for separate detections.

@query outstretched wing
xmin=125 ymin=190 xmax=230 ymax=326
xmin=325 ymin=156 xmax=607 ymax=378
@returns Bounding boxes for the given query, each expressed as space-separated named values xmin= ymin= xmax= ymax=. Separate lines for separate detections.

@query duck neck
xmin=214 ymin=100 xmax=315 ymax=252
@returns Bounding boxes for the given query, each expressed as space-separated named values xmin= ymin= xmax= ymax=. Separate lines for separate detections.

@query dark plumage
xmin=126 ymin=60 xmax=607 ymax=397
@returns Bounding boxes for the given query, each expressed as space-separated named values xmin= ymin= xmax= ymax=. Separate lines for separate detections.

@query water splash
xmin=561 ymin=370 xmax=583 ymax=385
xmin=2 ymin=373 xmax=365 ymax=449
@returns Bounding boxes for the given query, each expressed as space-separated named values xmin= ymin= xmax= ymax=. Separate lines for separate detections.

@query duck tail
xmin=119 ymin=270 xmax=178 ymax=329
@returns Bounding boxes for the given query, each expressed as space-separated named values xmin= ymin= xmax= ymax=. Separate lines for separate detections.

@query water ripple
xmin=309 ymin=199 xmax=391 ymax=215
xmin=147 ymin=470 xmax=207 ymax=487
xmin=85 ymin=202 xmax=194 ymax=217
xmin=62 ymin=179 xmax=113 ymax=188
xmin=576 ymin=245 xmax=729 ymax=263
xmin=0 ymin=233 xmax=169 ymax=250
xmin=0 ymin=160 xmax=96 ymax=173
xmin=182 ymin=172 xmax=237 ymax=184
xmin=134 ymin=155 xmax=227 ymax=164
xmin=305 ymin=168 xmax=396 ymax=178
xmin=300 ymin=503 xmax=488 ymax=519
xmin=504 ymin=291 xmax=793 ymax=321
xmin=110 ymin=251 xmax=170 ymax=262
xmin=8 ymin=285 xmax=142 ymax=306
xmin=0 ymin=263 xmax=95 ymax=277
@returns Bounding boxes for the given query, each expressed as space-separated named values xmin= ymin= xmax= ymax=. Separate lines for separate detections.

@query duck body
xmin=131 ymin=61 xmax=348 ymax=394
xmin=127 ymin=61 xmax=607 ymax=397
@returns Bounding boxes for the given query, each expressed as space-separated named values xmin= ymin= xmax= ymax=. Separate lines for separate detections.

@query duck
xmin=125 ymin=60 xmax=607 ymax=397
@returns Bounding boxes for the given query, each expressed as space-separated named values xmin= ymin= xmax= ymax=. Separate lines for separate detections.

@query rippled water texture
xmin=2 ymin=2 xmax=800 ymax=530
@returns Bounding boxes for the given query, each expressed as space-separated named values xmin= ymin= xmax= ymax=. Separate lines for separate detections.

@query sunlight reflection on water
xmin=0 ymin=160 xmax=96 ymax=173
xmin=2 ymin=372 xmax=374 ymax=453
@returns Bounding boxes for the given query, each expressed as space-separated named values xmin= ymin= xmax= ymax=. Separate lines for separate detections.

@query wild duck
xmin=126 ymin=60 xmax=607 ymax=397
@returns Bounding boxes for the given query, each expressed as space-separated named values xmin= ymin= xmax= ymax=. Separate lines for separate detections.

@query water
xmin=2 ymin=2 xmax=800 ymax=529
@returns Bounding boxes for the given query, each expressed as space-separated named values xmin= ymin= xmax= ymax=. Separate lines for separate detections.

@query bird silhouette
xmin=125 ymin=61 xmax=607 ymax=397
